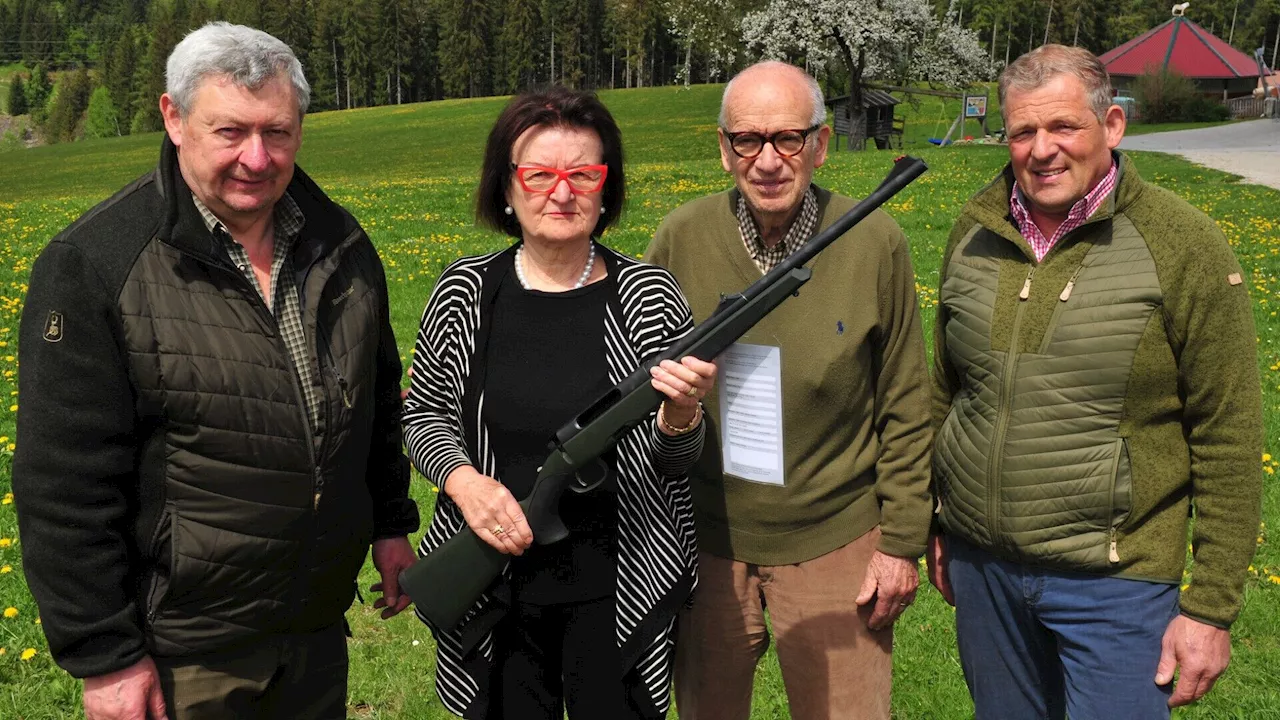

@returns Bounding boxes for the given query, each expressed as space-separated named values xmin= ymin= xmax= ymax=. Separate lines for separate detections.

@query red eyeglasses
xmin=511 ymin=164 xmax=609 ymax=194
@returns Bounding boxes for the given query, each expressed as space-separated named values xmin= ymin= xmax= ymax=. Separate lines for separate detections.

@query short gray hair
xmin=720 ymin=61 xmax=826 ymax=128
xmin=999 ymin=44 xmax=1113 ymax=120
xmin=166 ymin=22 xmax=311 ymax=117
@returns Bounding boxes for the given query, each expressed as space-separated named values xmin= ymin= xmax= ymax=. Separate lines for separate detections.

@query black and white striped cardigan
xmin=403 ymin=243 xmax=703 ymax=718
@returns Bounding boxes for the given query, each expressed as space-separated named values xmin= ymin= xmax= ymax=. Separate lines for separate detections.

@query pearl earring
xmin=504 ymin=205 xmax=513 ymax=215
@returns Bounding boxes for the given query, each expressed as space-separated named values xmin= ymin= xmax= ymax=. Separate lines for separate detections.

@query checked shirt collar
xmin=191 ymin=192 xmax=321 ymax=432
xmin=736 ymin=185 xmax=819 ymax=274
xmin=1011 ymin=160 xmax=1117 ymax=263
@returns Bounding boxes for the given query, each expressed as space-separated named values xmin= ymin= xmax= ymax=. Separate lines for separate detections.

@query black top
xmin=482 ymin=256 xmax=617 ymax=604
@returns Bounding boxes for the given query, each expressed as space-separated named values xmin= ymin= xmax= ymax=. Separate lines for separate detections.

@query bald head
xmin=719 ymin=61 xmax=825 ymax=129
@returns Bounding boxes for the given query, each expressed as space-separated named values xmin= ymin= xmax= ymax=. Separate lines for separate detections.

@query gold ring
xmin=686 ymin=387 xmax=698 ymax=397
xmin=492 ymin=524 xmax=505 ymax=536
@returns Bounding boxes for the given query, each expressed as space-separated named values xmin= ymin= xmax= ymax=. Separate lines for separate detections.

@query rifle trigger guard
xmin=570 ymin=457 xmax=611 ymax=494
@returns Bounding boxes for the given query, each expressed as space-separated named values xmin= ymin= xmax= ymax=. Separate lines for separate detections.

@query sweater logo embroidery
xmin=837 ymin=320 xmax=844 ymax=335
xmin=42 ymin=311 xmax=63 ymax=343
xmin=1228 ymin=273 xmax=1242 ymax=286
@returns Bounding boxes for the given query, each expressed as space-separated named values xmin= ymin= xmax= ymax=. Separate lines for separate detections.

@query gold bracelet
xmin=658 ymin=401 xmax=702 ymax=435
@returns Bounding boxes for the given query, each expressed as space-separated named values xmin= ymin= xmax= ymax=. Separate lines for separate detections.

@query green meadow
xmin=0 ymin=84 xmax=1276 ymax=718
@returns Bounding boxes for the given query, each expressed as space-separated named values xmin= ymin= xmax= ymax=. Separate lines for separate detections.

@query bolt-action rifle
xmin=400 ymin=155 xmax=928 ymax=632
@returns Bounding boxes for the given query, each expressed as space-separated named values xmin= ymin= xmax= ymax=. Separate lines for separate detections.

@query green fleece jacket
xmin=932 ymin=153 xmax=1264 ymax=627
xmin=646 ymin=185 xmax=933 ymax=565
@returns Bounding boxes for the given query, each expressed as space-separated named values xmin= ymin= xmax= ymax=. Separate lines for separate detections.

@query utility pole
xmin=1228 ymin=0 xmax=1238 ymax=46
xmin=990 ymin=18 xmax=998 ymax=62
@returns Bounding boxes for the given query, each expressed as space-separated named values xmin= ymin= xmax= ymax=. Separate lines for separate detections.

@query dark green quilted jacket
xmin=15 ymin=138 xmax=418 ymax=678
xmin=931 ymin=153 xmax=1263 ymax=628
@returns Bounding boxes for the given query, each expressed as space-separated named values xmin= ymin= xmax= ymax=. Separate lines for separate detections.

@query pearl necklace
xmin=515 ymin=243 xmax=595 ymax=291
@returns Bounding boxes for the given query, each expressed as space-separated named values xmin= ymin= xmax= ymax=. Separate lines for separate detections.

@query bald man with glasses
xmin=643 ymin=61 xmax=933 ymax=720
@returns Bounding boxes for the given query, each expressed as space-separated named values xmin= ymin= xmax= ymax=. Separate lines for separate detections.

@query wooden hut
xmin=825 ymin=90 xmax=903 ymax=150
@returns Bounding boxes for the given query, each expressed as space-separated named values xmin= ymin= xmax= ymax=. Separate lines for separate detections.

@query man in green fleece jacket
xmin=928 ymin=45 xmax=1264 ymax=719
xmin=644 ymin=61 xmax=933 ymax=720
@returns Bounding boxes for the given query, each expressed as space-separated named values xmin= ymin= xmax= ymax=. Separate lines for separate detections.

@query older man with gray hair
xmin=645 ymin=60 xmax=933 ymax=719
xmin=14 ymin=22 xmax=418 ymax=719
xmin=928 ymin=44 xmax=1263 ymax=718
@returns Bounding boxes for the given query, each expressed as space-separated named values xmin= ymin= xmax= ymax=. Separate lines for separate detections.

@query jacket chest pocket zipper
xmin=1038 ymin=265 xmax=1085 ymax=355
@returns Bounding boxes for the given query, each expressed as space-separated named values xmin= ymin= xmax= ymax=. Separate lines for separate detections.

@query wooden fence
xmin=1226 ymin=96 xmax=1267 ymax=118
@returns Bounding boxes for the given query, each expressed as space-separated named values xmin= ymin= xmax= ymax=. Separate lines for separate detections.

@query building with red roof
xmin=1100 ymin=9 xmax=1259 ymax=99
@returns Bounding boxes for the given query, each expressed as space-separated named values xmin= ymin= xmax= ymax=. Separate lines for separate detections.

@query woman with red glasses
xmin=403 ymin=86 xmax=717 ymax=720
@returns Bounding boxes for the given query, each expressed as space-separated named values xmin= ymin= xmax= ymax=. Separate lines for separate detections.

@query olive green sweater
xmin=932 ymin=154 xmax=1264 ymax=627
xmin=646 ymin=186 xmax=933 ymax=565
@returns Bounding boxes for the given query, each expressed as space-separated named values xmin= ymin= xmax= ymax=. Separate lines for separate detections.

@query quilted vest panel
xmin=935 ymin=216 xmax=1162 ymax=569
xmin=118 ymin=234 xmax=383 ymax=656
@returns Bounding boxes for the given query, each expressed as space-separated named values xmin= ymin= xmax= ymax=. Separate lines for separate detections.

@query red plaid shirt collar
xmin=1010 ymin=160 xmax=1117 ymax=262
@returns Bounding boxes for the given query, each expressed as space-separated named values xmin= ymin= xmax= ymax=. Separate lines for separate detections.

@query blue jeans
xmin=947 ymin=536 xmax=1180 ymax=720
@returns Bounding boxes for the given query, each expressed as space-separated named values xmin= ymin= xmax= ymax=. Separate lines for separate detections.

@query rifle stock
xmin=401 ymin=156 xmax=928 ymax=632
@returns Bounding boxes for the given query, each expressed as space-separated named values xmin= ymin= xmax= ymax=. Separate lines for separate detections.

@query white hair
xmin=719 ymin=61 xmax=826 ymax=128
xmin=166 ymin=22 xmax=311 ymax=117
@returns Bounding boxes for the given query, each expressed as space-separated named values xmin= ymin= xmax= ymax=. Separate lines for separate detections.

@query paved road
xmin=1119 ymin=119 xmax=1280 ymax=189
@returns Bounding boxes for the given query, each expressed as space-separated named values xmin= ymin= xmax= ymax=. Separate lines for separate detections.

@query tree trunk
xmin=333 ymin=37 xmax=340 ymax=109
xmin=834 ymin=31 xmax=868 ymax=151
xmin=1044 ymin=0 xmax=1053 ymax=45
xmin=991 ymin=18 xmax=998 ymax=62
xmin=683 ymin=37 xmax=692 ymax=89
xmin=1273 ymin=26 xmax=1278 ymax=69
xmin=1072 ymin=8 xmax=1081 ymax=46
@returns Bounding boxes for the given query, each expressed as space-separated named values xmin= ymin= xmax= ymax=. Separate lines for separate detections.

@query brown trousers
xmin=674 ymin=528 xmax=893 ymax=720
xmin=154 ymin=624 xmax=348 ymax=720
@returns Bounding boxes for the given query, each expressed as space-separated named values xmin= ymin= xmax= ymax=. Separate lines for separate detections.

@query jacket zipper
xmin=305 ymin=229 xmax=363 ymax=510
xmin=988 ymin=266 xmax=1035 ymax=548
xmin=144 ymin=503 xmax=175 ymax=625
xmin=1106 ymin=438 xmax=1125 ymax=563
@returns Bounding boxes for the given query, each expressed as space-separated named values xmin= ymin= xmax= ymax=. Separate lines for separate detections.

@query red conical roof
xmin=1100 ymin=16 xmax=1259 ymax=79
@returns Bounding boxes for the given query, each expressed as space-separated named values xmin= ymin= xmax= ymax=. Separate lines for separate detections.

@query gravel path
xmin=1119 ymin=120 xmax=1280 ymax=189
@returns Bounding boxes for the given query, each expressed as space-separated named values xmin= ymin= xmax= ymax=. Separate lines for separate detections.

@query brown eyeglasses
xmin=722 ymin=124 xmax=823 ymax=159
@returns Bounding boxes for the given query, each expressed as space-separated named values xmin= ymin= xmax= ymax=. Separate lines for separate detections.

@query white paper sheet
xmin=718 ymin=343 xmax=785 ymax=486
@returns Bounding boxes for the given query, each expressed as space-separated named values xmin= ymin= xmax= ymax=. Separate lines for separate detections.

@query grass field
xmin=0 ymin=83 xmax=1276 ymax=719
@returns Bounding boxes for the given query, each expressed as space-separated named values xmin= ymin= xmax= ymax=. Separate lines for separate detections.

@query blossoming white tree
xmin=742 ymin=0 xmax=994 ymax=149
xmin=665 ymin=0 xmax=748 ymax=87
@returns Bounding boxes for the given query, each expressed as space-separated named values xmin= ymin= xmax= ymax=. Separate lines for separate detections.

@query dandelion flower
xmin=3 ymin=607 xmax=16 ymax=618
xmin=0 ymin=565 xmax=9 ymax=573
xmin=20 ymin=648 xmax=35 ymax=661
xmin=1265 ymin=453 xmax=1273 ymax=462
xmin=0 ymin=538 xmax=11 ymax=548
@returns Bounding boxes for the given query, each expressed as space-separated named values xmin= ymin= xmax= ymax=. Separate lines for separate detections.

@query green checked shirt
xmin=735 ymin=185 xmax=819 ymax=274
xmin=191 ymin=192 xmax=321 ymax=432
